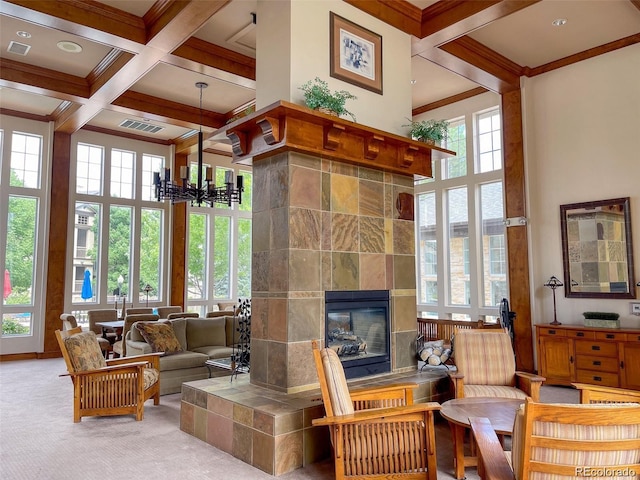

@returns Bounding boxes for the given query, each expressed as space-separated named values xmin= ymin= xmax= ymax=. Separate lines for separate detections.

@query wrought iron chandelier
xmin=154 ymin=82 xmax=243 ymax=207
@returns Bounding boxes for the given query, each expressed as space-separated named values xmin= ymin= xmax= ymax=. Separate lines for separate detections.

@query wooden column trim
xmin=42 ymin=131 xmax=71 ymax=357
xmin=170 ymin=151 xmax=187 ymax=309
xmin=501 ymin=89 xmax=534 ymax=372
xmin=218 ymin=100 xmax=456 ymax=177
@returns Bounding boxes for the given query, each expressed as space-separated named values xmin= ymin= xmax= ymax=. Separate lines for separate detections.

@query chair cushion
xmin=159 ymin=351 xmax=208 ymax=371
xmin=454 ymin=331 xmax=515 ymax=385
xmin=64 ymin=331 xmax=107 ymax=371
xmin=321 ymin=347 xmax=354 ymax=416
xmin=143 ymin=368 xmax=160 ymax=389
xmin=464 ymin=385 xmax=528 ymax=399
xmin=168 ymin=318 xmax=188 ymax=351
xmin=135 ymin=322 xmax=183 ymax=355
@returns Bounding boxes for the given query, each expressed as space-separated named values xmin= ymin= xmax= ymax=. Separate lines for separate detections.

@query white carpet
xmin=0 ymin=357 xmax=578 ymax=479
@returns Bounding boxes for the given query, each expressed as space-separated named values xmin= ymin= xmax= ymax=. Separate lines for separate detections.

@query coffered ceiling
xmin=1 ymin=0 xmax=639 ymax=152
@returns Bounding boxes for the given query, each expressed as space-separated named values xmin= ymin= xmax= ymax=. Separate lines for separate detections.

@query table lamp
xmin=544 ymin=275 xmax=564 ymax=325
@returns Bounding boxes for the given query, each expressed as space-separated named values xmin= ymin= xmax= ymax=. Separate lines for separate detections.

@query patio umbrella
xmin=3 ymin=269 xmax=11 ymax=299
xmin=81 ymin=269 xmax=93 ymax=301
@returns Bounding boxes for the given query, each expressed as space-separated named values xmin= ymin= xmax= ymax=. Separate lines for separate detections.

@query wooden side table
xmin=440 ymin=397 xmax=523 ymax=479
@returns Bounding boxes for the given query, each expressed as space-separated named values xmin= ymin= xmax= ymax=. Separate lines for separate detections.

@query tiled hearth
xmin=180 ymin=367 xmax=451 ymax=476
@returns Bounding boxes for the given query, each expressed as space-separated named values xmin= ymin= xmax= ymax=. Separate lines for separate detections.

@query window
xmin=76 ymin=143 xmax=103 ymax=195
xmin=415 ymin=99 xmax=506 ymax=321
xmin=110 ymin=149 xmax=135 ymax=199
xmin=10 ymin=132 xmax=41 ymax=188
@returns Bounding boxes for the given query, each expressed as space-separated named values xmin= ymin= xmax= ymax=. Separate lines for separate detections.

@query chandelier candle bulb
xmin=225 ymin=170 xmax=233 ymax=184
xmin=180 ymin=166 xmax=188 ymax=180
xmin=205 ymin=166 xmax=212 ymax=181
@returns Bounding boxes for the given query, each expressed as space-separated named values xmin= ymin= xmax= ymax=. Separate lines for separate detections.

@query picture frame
xmin=330 ymin=12 xmax=383 ymax=95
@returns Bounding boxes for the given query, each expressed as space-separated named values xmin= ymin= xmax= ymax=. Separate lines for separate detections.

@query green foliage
xmin=2 ymin=318 xmax=30 ymax=335
xmin=404 ymin=118 xmax=450 ymax=144
xmin=5 ymin=190 xmax=37 ymax=295
xmin=583 ymin=311 xmax=620 ymax=320
xmin=299 ymin=77 xmax=357 ymax=122
xmin=107 ymin=206 xmax=132 ymax=296
xmin=187 ymin=213 xmax=206 ymax=299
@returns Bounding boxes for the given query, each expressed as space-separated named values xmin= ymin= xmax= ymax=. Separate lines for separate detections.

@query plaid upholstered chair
xmin=55 ymin=326 xmax=161 ymax=422
xmin=449 ymin=328 xmax=545 ymax=401
xmin=470 ymin=397 xmax=640 ymax=479
xmin=311 ymin=340 xmax=441 ymax=480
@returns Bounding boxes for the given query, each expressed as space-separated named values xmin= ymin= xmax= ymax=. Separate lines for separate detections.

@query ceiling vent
xmin=7 ymin=41 xmax=31 ymax=56
xmin=119 ymin=119 xmax=164 ymax=134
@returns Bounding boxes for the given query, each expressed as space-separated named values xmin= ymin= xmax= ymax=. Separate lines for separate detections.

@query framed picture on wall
xmin=330 ymin=12 xmax=383 ymax=95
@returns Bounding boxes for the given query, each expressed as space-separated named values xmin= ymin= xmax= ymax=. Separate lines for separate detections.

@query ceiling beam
xmin=342 ymin=0 xmax=423 ymax=37
xmin=412 ymin=86 xmax=488 ymax=116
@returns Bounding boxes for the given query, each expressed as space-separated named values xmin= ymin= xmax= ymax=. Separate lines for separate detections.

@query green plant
xmin=299 ymin=77 xmax=357 ymax=122
xmin=583 ymin=311 xmax=620 ymax=320
xmin=2 ymin=318 xmax=30 ymax=335
xmin=404 ymin=118 xmax=450 ymax=144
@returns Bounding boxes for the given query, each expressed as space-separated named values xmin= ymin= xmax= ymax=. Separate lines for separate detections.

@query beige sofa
xmin=125 ymin=316 xmax=240 ymax=395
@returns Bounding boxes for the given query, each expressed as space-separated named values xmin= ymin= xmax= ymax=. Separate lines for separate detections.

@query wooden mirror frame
xmin=560 ymin=197 xmax=635 ymax=299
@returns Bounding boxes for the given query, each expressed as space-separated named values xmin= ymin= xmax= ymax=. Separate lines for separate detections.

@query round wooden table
xmin=440 ymin=397 xmax=524 ymax=479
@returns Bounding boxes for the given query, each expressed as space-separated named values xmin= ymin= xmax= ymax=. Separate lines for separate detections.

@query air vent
xmin=8 ymin=41 xmax=31 ymax=56
xmin=119 ymin=119 xmax=164 ymax=134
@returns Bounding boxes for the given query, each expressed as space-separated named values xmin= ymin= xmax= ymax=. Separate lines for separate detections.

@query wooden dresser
xmin=535 ymin=323 xmax=640 ymax=390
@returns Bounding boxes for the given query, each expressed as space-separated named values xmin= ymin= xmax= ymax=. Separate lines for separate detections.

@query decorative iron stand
xmin=230 ymin=298 xmax=251 ymax=381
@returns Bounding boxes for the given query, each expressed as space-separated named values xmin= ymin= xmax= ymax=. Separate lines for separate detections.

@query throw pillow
xmin=64 ymin=331 xmax=107 ymax=371
xmin=136 ymin=322 xmax=183 ymax=355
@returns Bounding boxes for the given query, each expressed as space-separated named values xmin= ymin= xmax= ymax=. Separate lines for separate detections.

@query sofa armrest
xmin=126 ymin=339 xmax=152 ymax=356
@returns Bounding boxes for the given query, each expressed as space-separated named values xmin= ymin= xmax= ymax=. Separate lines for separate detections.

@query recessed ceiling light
xmin=410 ymin=79 xmax=417 ymax=85
xmin=57 ymin=40 xmax=83 ymax=53
xmin=552 ymin=18 xmax=567 ymax=27
xmin=16 ymin=31 xmax=31 ymax=38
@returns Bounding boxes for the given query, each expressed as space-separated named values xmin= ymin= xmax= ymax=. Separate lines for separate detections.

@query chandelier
xmin=154 ymin=82 xmax=243 ymax=207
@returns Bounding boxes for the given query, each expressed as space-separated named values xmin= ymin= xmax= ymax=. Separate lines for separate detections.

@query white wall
xmin=524 ymin=43 xmax=640 ymax=329
xmin=256 ymin=0 xmax=412 ymax=135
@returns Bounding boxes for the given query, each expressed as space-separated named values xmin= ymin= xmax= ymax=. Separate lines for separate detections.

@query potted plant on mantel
xmin=299 ymin=77 xmax=357 ymax=122
xmin=404 ymin=118 xmax=450 ymax=145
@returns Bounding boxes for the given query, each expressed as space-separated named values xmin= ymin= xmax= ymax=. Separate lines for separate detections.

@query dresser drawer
xmin=576 ymin=369 xmax=619 ymax=387
xmin=576 ymin=356 xmax=619 ymax=373
xmin=595 ymin=331 xmax=626 ymax=342
xmin=567 ymin=330 xmax=595 ymax=340
xmin=538 ymin=327 xmax=566 ymax=337
xmin=574 ymin=340 xmax=617 ymax=357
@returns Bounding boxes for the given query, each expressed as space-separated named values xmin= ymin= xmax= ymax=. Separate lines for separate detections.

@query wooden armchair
xmin=55 ymin=326 xmax=161 ymax=422
xmin=470 ymin=397 xmax=640 ymax=480
xmin=449 ymin=329 xmax=545 ymax=401
xmin=311 ymin=340 xmax=441 ymax=480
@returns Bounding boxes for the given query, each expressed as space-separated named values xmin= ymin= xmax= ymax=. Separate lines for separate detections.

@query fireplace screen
xmin=325 ymin=290 xmax=390 ymax=379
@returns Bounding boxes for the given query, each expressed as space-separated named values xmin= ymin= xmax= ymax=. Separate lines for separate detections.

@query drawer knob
xmin=549 ymin=330 xmax=556 ymax=334
xmin=593 ymin=376 xmax=602 ymax=382
xmin=593 ymin=361 xmax=601 ymax=366
xmin=577 ymin=332 xmax=584 ymax=337
xmin=606 ymin=334 xmax=614 ymax=339
xmin=591 ymin=345 xmax=600 ymax=351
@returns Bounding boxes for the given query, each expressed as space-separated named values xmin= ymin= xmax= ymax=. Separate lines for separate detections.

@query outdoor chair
xmin=311 ymin=340 xmax=441 ymax=480
xmin=55 ymin=326 xmax=161 ymax=422
xmin=113 ymin=314 xmax=159 ymax=357
xmin=156 ymin=306 xmax=182 ymax=319
xmin=469 ymin=396 xmax=640 ymax=480
xmin=61 ymin=313 xmax=112 ymax=358
xmin=449 ymin=328 xmax=545 ymax=401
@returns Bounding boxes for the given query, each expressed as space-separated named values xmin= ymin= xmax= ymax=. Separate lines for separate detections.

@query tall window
xmin=68 ymin=131 xmax=170 ymax=322
xmin=415 ymin=100 xmax=506 ymax=321
xmin=1 ymin=118 xmax=50 ymax=353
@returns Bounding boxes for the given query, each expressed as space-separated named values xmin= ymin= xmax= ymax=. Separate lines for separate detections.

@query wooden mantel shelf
xmin=211 ymin=100 xmax=455 ymax=177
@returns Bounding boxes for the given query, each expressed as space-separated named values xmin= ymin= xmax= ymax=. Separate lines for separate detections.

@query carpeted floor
xmin=0 ymin=358 xmax=578 ymax=480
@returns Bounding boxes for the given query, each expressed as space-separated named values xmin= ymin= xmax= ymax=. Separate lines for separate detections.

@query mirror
xmin=560 ymin=197 xmax=635 ymax=298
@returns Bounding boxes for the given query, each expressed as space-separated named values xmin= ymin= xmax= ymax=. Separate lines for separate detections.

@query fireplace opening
xmin=325 ymin=290 xmax=391 ymax=379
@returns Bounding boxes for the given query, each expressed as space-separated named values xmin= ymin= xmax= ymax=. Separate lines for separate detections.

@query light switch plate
xmin=631 ymin=302 xmax=640 ymax=314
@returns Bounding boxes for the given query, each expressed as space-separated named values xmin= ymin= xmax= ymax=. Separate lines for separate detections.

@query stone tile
xmin=393 ymin=294 xmax=418 ymax=331
xmin=331 ymin=161 xmax=358 ymax=177
xmin=252 ymin=160 xmax=270 ymax=213
xmin=287 ymin=341 xmax=318 ymax=390
xmin=289 ymin=208 xmax=320 ymax=250
xmin=359 ymin=253 xmax=386 ymax=290
xmin=251 ymin=296 xmax=268 ymax=340
xmin=393 ymin=173 xmax=414 ymax=188
xmin=321 ymin=211 xmax=331 ymax=251
xmin=359 ymin=179 xmax=384 ymax=217
xmin=252 ymin=430 xmax=275 ymax=475
xmin=250 ymin=338 xmax=268 ymax=385
xmin=321 ymin=172 xmax=330 ymax=211
xmin=253 ymin=409 xmax=275 ymax=436
xmin=194 ymin=405 xmax=207 ymax=441
xmin=269 ymin=249 xmax=289 ymax=292
xmin=180 ymin=400 xmax=194 ymax=435
xmin=274 ymin=411 xmax=303 ymax=435
xmin=252 ymin=210 xmax=270 ymax=252
xmin=233 ymin=403 xmax=254 ymax=427
xmin=384 ymin=218 xmax=393 ymax=254
xmin=275 ymin=430 xmax=304 ymax=475
xmin=269 ymin=155 xmax=289 ymax=209
xmin=331 ymin=213 xmax=359 ymax=251
xmin=321 ymin=251 xmax=332 ymax=291
xmin=303 ymin=426 xmax=331 ymax=465
xmin=330 ymin=174 xmax=358 ymax=214
xmin=394 ymin=330 xmax=417 ymax=369
xmin=270 ymin=207 xmax=289 ymax=250
xmin=359 ymin=216 xmax=385 ymax=253
xmin=384 ymin=182 xmax=393 ymax=218
xmin=331 ymin=252 xmax=359 ymax=290
xmin=267 ymin=341 xmax=287 ymax=389
xmin=393 ymin=219 xmax=415 ymax=255
xmin=290 ymin=151 xmax=321 ymax=170
xmin=207 ymin=393 xmax=234 ymax=418
xmin=288 ymin=297 xmax=322 ymax=342
xmin=207 ymin=411 xmax=233 ymax=453
xmin=394 ymin=255 xmax=416 ymax=289
xmin=302 ymin=405 xmax=326 ymax=428
xmin=290 ymin=165 xmax=321 ymax=209
xmin=289 ymin=250 xmax=320 ymax=292
xmin=232 ymin=423 xmax=253 ymax=464
xmin=359 ymin=166 xmax=384 ymax=182
xmin=252 ymin=250 xmax=269 ymax=293
xmin=267 ymin=297 xmax=288 ymax=342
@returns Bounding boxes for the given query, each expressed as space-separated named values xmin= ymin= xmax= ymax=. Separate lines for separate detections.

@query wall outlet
xmin=631 ymin=302 xmax=640 ymax=315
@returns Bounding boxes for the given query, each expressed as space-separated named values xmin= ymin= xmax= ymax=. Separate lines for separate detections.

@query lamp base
xmin=549 ymin=319 xmax=562 ymax=325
